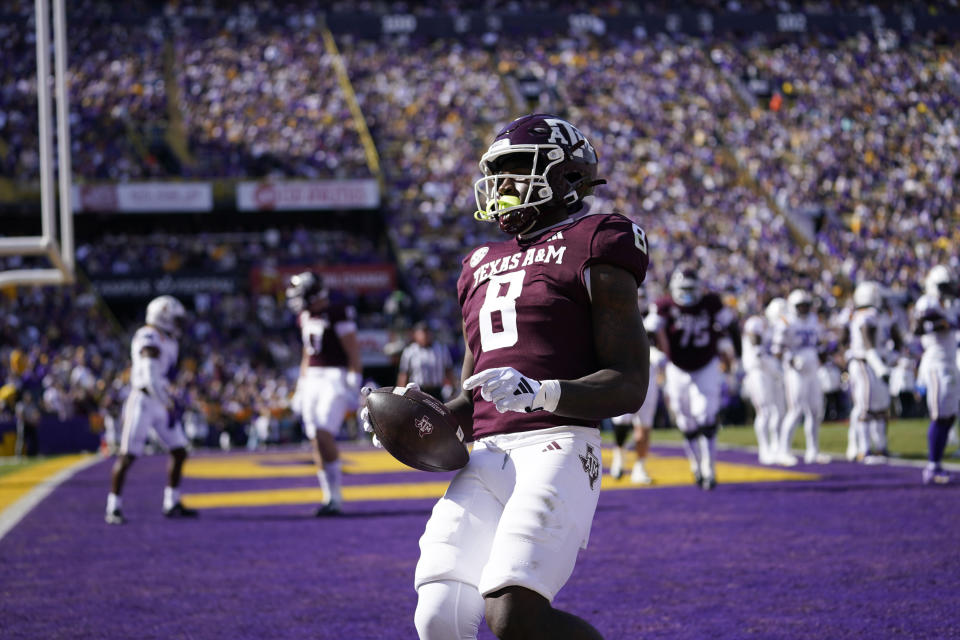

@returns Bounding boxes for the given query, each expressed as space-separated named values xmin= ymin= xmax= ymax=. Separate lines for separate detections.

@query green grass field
xmin=0 ymin=457 xmax=46 ymax=479
xmin=633 ymin=417 xmax=957 ymax=461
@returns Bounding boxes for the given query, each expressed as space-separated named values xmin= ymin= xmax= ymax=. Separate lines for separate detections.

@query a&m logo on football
xmin=415 ymin=415 xmax=434 ymax=438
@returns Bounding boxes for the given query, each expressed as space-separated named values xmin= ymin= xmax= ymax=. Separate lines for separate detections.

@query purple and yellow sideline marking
xmin=179 ymin=449 xmax=818 ymax=509
xmin=0 ymin=454 xmax=95 ymax=513
xmin=182 ymin=449 xmax=420 ymax=478
xmin=0 ymin=453 xmax=99 ymax=542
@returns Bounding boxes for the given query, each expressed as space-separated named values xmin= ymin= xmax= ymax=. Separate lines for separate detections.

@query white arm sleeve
xmin=866 ymin=348 xmax=890 ymax=378
xmin=136 ymin=355 xmax=171 ymax=407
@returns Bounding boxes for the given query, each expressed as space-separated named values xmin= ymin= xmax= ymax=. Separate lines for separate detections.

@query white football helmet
xmin=669 ymin=267 xmax=702 ymax=307
xmin=924 ymin=265 xmax=956 ymax=299
xmin=146 ymin=295 xmax=186 ymax=335
xmin=853 ymin=281 xmax=883 ymax=309
xmin=765 ymin=297 xmax=786 ymax=325
xmin=787 ymin=289 xmax=813 ymax=317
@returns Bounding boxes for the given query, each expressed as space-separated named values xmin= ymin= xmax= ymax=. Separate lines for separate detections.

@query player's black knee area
xmin=699 ymin=424 xmax=718 ymax=439
xmin=485 ymin=587 xmax=549 ymax=640
xmin=935 ymin=416 xmax=955 ymax=429
xmin=171 ymin=447 xmax=188 ymax=463
xmin=116 ymin=454 xmax=136 ymax=469
xmin=613 ymin=423 xmax=630 ymax=447
xmin=682 ymin=430 xmax=699 ymax=442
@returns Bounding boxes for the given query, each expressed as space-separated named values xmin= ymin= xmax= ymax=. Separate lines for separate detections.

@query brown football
xmin=365 ymin=386 xmax=469 ymax=472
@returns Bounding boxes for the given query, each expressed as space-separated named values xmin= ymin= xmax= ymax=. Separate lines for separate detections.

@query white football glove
xmin=358 ymin=406 xmax=382 ymax=448
xmin=346 ymin=371 xmax=363 ymax=412
xmin=462 ymin=367 xmax=560 ymax=414
xmin=346 ymin=371 xmax=363 ymax=392
xmin=360 ymin=383 xmax=422 ymax=448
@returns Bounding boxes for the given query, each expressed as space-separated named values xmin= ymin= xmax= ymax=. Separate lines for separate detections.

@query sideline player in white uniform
xmin=287 ymin=272 xmax=363 ymax=515
xmin=913 ymin=265 xmax=959 ymax=484
xmin=106 ymin=295 xmax=196 ymax=524
xmin=741 ymin=304 xmax=785 ymax=465
xmin=649 ymin=267 xmax=740 ymax=489
xmin=609 ymin=288 xmax=665 ymax=485
xmin=774 ymin=289 xmax=829 ymax=465
xmin=844 ymin=281 xmax=892 ymax=463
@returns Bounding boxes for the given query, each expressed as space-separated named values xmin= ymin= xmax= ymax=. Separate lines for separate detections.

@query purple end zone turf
xmin=0 ymin=445 xmax=958 ymax=639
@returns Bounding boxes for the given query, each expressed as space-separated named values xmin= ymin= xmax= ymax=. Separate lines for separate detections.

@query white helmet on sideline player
xmin=787 ymin=289 xmax=813 ymax=317
xmin=853 ymin=281 xmax=883 ymax=309
xmin=924 ymin=265 xmax=956 ymax=300
xmin=765 ymin=297 xmax=786 ymax=325
xmin=146 ymin=295 xmax=186 ymax=336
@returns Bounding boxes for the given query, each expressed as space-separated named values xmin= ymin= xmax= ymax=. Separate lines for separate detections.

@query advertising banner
xmin=72 ymin=183 xmax=213 ymax=213
xmin=90 ymin=272 xmax=244 ymax=299
xmin=250 ymin=263 xmax=397 ymax=295
xmin=236 ymin=180 xmax=380 ymax=211
xmin=356 ymin=329 xmax=393 ymax=367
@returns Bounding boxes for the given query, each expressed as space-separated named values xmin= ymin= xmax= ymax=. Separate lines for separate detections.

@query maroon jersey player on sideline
xmin=286 ymin=272 xmax=362 ymax=516
xmin=361 ymin=114 xmax=650 ymax=640
xmin=648 ymin=266 xmax=740 ymax=490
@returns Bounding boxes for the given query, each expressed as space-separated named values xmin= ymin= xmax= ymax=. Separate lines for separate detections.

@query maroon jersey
xmin=653 ymin=292 xmax=736 ymax=371
xmin=458 ymin=213 xmax=649 ymax=439
xmin=298 ymin=304 xmax=356 ymax=368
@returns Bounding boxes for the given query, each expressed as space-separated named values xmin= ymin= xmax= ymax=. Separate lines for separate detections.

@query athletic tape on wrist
xmin=533 ymin=379 xmax=561 ymax=412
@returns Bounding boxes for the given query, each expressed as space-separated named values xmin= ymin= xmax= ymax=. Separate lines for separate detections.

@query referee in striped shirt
xmin=396 ymin=322 xmax=456 ymax=400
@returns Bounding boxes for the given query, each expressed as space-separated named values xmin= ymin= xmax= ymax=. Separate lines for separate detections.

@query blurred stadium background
xmin=0 ymin=0 xmax=958 ymax=457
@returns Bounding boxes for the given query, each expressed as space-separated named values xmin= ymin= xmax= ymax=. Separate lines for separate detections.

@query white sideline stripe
xmin=0 ymin=454 xmax=102 ymax=543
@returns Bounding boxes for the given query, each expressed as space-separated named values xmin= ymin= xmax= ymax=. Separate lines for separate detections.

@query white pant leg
xmin=688 ymin=359 xmax=723 ymax=427
xmin=415 ymin=580 xmax=484 ymax=640
xmin=415 ymin=428 xmax=602 ymax=604
xmin=664 ymin=363 xmax=696 ymax=434
xmin=665 ymin=359 xmax=723 ymax=433
xmin=868 ymin=419 xmax=887 ymax=453
xmin=300 ymin=368 xmax=350 ymax=439
xmin=745 ymin=367 xmax=776 ymax=457
xmin=780 ymin=368 xmax=804 ymax=453
xmin=801 ymin=371 xmax=823 ymax=457
xmin=119 ymin=389 xmax=171 ymax=456
xmin=918 ymin=355 xmax=960 ymax=420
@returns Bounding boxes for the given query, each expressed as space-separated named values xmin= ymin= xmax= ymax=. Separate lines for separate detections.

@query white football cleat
xmin=804 ymin=451 xmax=832 ymax=464
xmin=630 ymin=463 xmax=653 ymax=485
xmin=775 ymin=452 xmax=799 ymax=467
xmin=845 ymin=442 xmax=857 ymax=462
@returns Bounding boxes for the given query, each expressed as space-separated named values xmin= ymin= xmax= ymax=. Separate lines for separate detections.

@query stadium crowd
xmin=171 ymin=8 xmax=371 ymax=179
xmin=0 ymin=227 xmax=392 ymax=450
xmin=1 ymin=1 xmax=958 ymax=461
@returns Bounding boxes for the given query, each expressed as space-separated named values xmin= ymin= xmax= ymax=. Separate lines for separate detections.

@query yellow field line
xmin=181 ymin=455 xmax=818 ymax=510
xmin=0 ymin=454 xmax=94 ymax=513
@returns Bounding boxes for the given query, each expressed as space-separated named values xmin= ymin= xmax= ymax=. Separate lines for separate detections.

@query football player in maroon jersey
xmin=649 ymin=266 xmax=740 ymax=489
xmin=362 ymin=114 xmax=651 ymax=640
xmin=286 ymin=272 xmax=362 ymax=516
